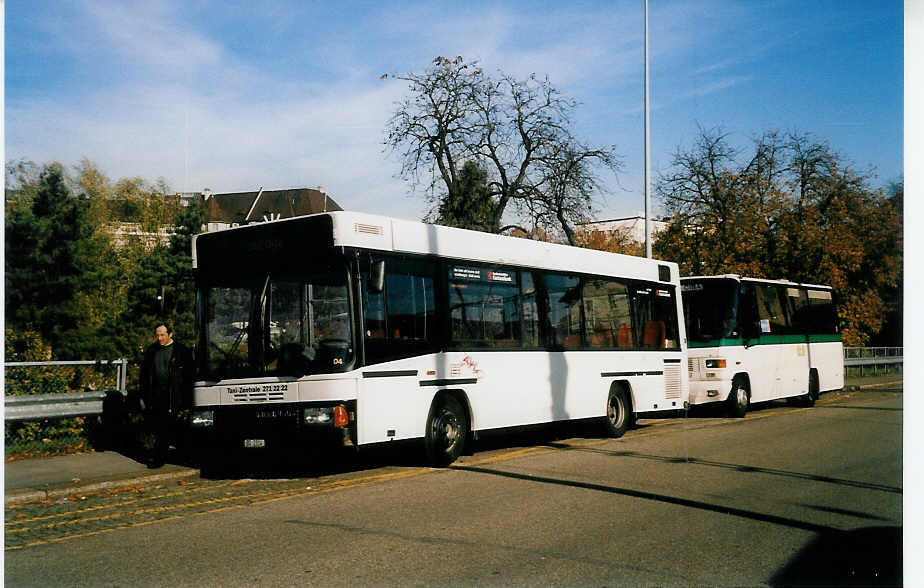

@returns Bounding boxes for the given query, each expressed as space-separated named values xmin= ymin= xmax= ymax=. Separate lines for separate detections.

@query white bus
xmin=681 ymin=275 xmax=843 ymax=417
xmin=189 ymin=211 xmax=688 ymax=465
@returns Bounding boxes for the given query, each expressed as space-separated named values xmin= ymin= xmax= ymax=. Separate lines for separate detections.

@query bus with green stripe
xmin=681 ymin=275 xmax=843 ymax=416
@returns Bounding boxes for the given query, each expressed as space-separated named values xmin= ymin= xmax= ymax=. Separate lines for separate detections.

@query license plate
xmin=243 ymin=439 xmax=266 ymax=449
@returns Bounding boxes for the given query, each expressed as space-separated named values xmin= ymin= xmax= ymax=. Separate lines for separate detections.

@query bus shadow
xmin=192 ymin=420 xmax=610 ymax=480
xmin=468 ymin=419 xmax=606 ymax=454
xmin=539 ymin=442 xmax=902 ymax=494
xmin=768 ymin=525 xmax=901 ymax=587
xmin=194 ymin=443 xmax=423 ymax=480
xmin=685 ymin=398 xmax=795 ymax=419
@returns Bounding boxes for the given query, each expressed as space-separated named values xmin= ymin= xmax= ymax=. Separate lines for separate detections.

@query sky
xmin=4 ymin=0 xmax=904 ymax=222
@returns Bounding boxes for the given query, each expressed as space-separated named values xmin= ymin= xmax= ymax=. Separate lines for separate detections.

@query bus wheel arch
xmin=424 ymin=390 xmax=470 ymax=466
xmin=801 ymin=369 xmax=820 ymax=407
xmin=605 ymin=381 xmax=635 ymax=438
xmin=727 ymin=374 xmax=750 ymax=418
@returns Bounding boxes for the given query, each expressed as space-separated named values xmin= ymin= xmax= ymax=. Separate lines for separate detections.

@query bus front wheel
xmin=424 ymin=395 xmax=468 ymax=467
xmin=605 ymin=388 xmax=631 ymax=438
xmin=727 ymin=377 xmax=749 ymax=418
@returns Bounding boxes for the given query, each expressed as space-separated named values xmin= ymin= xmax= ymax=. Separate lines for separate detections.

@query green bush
xmin=4 ymin=329 xmax=121 ymax=458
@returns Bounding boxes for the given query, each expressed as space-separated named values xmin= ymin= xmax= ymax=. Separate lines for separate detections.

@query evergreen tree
xmin=5 ymin=164 xmax=88 ymax=357
xmin=434 ymin=161 xmax=498 ymax=232
xmin=110 ymin=199 xmax=206 ymax=360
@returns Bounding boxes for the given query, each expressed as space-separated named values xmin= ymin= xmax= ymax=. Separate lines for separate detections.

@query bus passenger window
xmin=545 ymin=274 xmax=581 ymax=349
xmin=756 ymin=284 xmax=792 ymax=334
xmin=806 ymin=289 xmax=838 ymax=335
xmin=631 ymin=285 xmax=680 ymax=350
xmin=583 ymin=278 xmax=631 ymax=349
xmin=643 ymin=321 xmax=666 ymax=348
xmin=521 ymin=273 xmax=540 ymax=348
xmin=386 ymin=272 xmax=435 ymax=341
xmin=362 ymin=272 xmax=386 ymax=339
xmin=617 ymin=323 xmax=633 ymax=348
xmin=363 ymin=258 xmax=437 ymax=365
xmin=448 ymin=266 xmax=520 ymax=348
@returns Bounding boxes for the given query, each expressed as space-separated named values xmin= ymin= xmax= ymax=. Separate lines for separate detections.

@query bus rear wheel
xmin=605 ymin=388 xmax=631 ymax=438
xmin=424 ymin=395 xmax=468 ymax=467
xmin=727 ymin=377 xmax=749 ymax=418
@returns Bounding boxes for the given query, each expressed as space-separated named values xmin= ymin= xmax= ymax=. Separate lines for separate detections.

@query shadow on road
xmin=449 ymin=464 xmax=902 ymax=585
xmin=768 ymin=526 xmax=901 ymax=587
xmin=685 ymin=398 xmax=796 ymax=418
xmin=450 ymin=464 xmax=835 ymax=534
xmin=183 ymin=419 xmax=612 ymax=480
xmin=540 ymin=442 xmax=902 ymax=494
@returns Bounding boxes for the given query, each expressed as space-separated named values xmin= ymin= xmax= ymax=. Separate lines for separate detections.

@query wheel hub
xmin=435 ymin=411 xmax=459 ymax=448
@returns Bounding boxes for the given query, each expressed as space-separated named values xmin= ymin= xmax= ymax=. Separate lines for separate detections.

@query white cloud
xmin=80 ymin=0 xmax=223 ymax=76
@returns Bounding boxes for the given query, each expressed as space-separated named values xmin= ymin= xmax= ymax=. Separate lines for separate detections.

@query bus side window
xmin=583 ymin=278 xmax=631 ymax=349
xmin=360 ymin=264 xmax=388 ymax=365
xmin=630 ymin=285 xmax=680 ymax=349
xmin=806 ymin=289 xmax=838 ymax=334
xmin=448 ymin=266 xmax=520 ymax=349
xmin=386 ymin=268 xmax=435 ymax=342
xmin=739 ymin=284 xmax=761 ymax=339
xmin=363 ymin=257 xmax=437 ymax=364
xmin=520 ymin=272 xmax=541 ymax=348
xmin=788 ymin=287 xmax=810 ymax=335
xmin=362 ymin=266 xmax=386 ymax=340
xmin=545 ymin=274 xmax=582 ymax=350
xmin=756 ymin=284 xmax=795 ymax=335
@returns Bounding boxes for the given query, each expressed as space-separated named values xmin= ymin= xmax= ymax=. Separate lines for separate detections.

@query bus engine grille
xmin=664 ymin=363 xmax=682 ymax=399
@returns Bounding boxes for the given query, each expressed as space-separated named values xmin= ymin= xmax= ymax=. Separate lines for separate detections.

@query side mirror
xmin=369 ymin=260 xmax=385 ymax=294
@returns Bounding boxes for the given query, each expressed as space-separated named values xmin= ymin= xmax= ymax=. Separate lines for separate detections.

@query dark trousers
xmin=145 ymin=408 xmax=172 ymax=466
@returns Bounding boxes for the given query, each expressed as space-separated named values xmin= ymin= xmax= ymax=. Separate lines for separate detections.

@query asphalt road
xmin=5 ymin=387 xmax=902 ymax=586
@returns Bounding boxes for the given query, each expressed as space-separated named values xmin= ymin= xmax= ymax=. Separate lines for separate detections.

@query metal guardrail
xmin=4 ymin=359 xmax=129 ymax=422
xmin=843 ymin=347 xmax=903 ymax=375
xmin=5 ymin=390 xmax=111 ymax=421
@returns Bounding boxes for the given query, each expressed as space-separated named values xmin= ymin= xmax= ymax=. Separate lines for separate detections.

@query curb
xmin=844 ymin=379 xmax=903 ymax=392
xmin=5 ymin=467 xmax=199 ymax=506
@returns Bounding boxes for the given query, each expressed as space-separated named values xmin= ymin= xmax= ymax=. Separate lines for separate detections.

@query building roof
xmin=576 ymin=216 xmax=667 ymax=244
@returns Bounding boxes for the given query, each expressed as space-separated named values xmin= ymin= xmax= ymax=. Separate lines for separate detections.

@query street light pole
xmin=644 ymin=0 xmax=652 ymax=259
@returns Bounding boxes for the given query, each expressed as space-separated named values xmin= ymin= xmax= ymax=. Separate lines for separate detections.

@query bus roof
xmin=193 ymin=211 xmax=679 ymax=284
xmin=681 ymin=274 xmax=833 ymax=291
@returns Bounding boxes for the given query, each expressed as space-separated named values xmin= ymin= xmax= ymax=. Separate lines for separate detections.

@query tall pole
xmin=644 ymin=0 xmax=652 ymax=258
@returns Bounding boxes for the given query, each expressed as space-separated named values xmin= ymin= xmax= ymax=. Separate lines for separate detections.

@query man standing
xmin=140 ymin=324 xmax=194 ymax=468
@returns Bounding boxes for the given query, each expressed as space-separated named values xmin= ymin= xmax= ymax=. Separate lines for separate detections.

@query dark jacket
xmin=140 ymin=340 xmax=194 ymax=414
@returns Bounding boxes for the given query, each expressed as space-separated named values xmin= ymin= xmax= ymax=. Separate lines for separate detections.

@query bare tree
xmin=385 ymin=56 xmax=620 ymax=242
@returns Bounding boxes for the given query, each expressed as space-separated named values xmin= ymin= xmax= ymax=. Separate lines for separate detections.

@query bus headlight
xmin=705 ymin=359 xmax=727 ymax=369
xmin=303 ymin=405 xmax=349 ymax=427
xmin=191 ymin=409 xmax=214 ymax=428
xmin=304 ymin=407 xmax=333 ymax=425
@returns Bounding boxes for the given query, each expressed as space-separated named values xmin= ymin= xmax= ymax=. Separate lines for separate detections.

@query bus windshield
xmin=200 ymin=269 xmax=353 ymax=380
xmin=682 ymin=279 xmax=739 ymax=343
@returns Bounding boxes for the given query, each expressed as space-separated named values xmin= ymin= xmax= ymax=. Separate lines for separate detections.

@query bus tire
xmin=605 ymin=387 xmax=630 ymax=438
xmin=800 ymin=371 xmax=819 ymax=407
xmin=727 ymin=377 xmax=749 ymax=418
xmin=424 ymin=395 xmax=468 ymax=467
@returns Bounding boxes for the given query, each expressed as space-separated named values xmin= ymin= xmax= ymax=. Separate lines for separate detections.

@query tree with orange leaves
xmin=655 ymin=127 xmax=901 ymax=346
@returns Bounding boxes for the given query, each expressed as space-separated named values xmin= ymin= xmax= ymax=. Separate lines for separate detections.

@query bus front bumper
xmin=187 ymin=403 xmax=356 ymax=453
xmin=688 ymin=378 xmax=733 ymax=406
